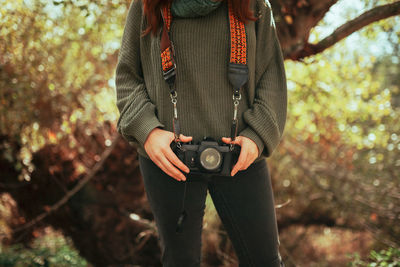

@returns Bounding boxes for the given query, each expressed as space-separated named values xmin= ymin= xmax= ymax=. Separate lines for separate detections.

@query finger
xmin=241 ymin=147 xmax=255 ymax=170
xmin=163 ymin=146 xmax=190 ymax=174
xmin=221 ymin=137 xmax=246 ymax=176
xmin=231 ymin=149 xmax=248 ymax=176
xmin=240 ymin=145 xmax=253 ymax=170
xmin=158 ymin=153 xmax=187 ymax=181
xmin=242 ymin=161 xmax=252 ymax=171
xmin=149 ymin=155 xmax=180 ymax=181
xmin=221 ymin=137 xmax=230 ymax=143
xmin=151 ymin=154 xmax=182 ymax=181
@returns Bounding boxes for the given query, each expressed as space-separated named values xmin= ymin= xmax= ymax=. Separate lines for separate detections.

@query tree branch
xmin=9 ymin=134 xmax=121 ymax=235
xmin=287 ymin=1 xmax=400 ymax=60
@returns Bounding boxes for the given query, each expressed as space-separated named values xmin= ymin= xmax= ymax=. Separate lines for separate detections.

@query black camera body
xmin=170 ymin=137 xmax=241 ymax=177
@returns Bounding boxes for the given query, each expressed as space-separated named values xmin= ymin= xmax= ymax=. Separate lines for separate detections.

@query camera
xmin=170 ymin=136 xmax=241 ymax=177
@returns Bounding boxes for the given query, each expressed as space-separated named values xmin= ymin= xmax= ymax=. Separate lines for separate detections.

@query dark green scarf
xmin=171 ymin=0 xmax=223 ymax=18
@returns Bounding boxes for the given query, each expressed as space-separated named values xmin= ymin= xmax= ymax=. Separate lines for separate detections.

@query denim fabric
xmin=138 ymin=154 xmax=284 ymax=267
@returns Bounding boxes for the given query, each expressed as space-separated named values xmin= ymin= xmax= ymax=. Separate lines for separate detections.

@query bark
xmin=269 ymin=0 xmax=400 ymax=60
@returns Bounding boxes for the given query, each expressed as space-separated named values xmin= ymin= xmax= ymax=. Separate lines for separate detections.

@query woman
xmin=115 ymin=0 xmax=287 ymax=266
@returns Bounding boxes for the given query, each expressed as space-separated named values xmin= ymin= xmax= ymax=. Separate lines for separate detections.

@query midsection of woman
xmin=139 ymin=0 xmax=256 ymax=155
xmin=116 ymin=0 xmax=287 ymax=164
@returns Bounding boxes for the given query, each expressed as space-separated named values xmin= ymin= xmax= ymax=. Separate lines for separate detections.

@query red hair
xmin=140 ymin=0 xmax=258 ymax=37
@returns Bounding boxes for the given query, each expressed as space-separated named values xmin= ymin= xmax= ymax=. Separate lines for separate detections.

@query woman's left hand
xmin=221 ymin=136 xmax=259 ymax=176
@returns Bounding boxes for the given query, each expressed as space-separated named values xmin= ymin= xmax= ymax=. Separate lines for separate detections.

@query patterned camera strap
xmin=160 ymin=1 xmax=247 ymax=142
xmin=160 ymin=1 xmax=247 ymax=77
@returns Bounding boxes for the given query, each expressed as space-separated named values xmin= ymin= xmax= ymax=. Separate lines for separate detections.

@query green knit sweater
xmin=171 ymin=0 xmax=222 ymax=18
xmin=115 ymin=0 xmax=287 ymax=163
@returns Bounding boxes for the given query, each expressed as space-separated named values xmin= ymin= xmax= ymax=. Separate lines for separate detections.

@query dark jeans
xmin=138 ymin=154 xmax=284 ymax=267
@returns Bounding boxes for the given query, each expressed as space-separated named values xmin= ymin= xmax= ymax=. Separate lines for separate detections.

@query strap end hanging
xmin=176 ymin=181 xmax=188 ymax=233
xmin=176 ymin=210 xmax=187 ymax=233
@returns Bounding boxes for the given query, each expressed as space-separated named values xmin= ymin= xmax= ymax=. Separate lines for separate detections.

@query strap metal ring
xmin=229 ymin=143 xmax=235 ymax=151
xmin=232 ymin=93 xmax=241 ymax=101
xmin=170 ymin=91 xmax=177 ymax=98
xmin=176 ymin=141 xmax=182 ymax=149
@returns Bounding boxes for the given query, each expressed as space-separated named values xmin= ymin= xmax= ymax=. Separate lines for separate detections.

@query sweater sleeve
xmin=115 ymin=0 xmax=165 ymax=147
xmin=238 ymin=0 xmax=287 ymax=158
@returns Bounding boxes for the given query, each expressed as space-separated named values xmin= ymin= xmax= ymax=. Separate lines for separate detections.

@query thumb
xmin=222 ymin=137 xmax=240 ymax=144
xmin=221 ymin=137 xmax=231 ymax=144
xmin=179 ymin=134 xmax=193 ymax=142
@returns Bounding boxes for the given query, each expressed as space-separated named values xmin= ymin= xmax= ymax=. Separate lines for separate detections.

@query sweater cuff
xmin=239 ymin=127 xmax=265 ymax=158
xmin=120 ymin=109 xmax=165 ymax=148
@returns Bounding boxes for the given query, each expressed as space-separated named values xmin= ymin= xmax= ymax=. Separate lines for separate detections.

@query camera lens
xmin=199 ymin=147 xmax=222 ymax=171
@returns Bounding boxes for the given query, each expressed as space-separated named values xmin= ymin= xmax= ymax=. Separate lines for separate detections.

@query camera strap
xmin=160 ymin=1 xmax=248 ymax=150
xmin=159 ymin=1 xmax=248 ymax=234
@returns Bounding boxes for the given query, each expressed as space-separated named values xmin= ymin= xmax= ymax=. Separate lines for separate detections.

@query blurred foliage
xmin=348 ymin=247 xmax=400 ymax=267
xmin=0 ymin=0 xmax=125 ymax=181
xmin=0 ymin=229 xmax=87 ymax=267
xmin=272 ymin=5 xmax=400 ymax=253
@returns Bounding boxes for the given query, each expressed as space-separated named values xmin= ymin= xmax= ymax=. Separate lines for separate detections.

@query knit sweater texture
xmin=115 ymin=0 xmax=287 ymax=163
xmin=171 ymin=0 xmax=222 ymax=18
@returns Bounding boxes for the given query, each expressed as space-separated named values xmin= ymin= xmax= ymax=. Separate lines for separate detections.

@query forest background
xmin=0 ymin=0 xmax=399 ymax=266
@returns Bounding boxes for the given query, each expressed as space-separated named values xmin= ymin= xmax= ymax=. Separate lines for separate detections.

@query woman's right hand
xmin=144 ymin=127 xmax=192 ymax=181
